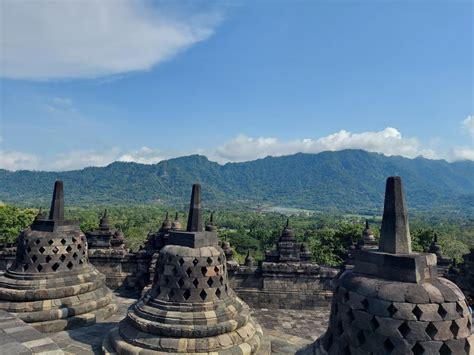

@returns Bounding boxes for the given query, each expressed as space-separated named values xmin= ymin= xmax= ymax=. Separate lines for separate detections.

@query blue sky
xmin=0 ymin=0 xmax=473 ymax=170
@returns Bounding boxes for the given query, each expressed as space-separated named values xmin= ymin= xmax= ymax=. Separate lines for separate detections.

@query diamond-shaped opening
xmin=36 ymin=264 xmax=43 ymax=272
xmin=387 ymin=303 xmax=397 ymax=316
xmin=347 ymin=309 xmax=355 ymax=323
xmin=193 ymin=278 xmax=199 ymax=288
xmin=177 ymin=279 xmax=184 ymax=287
xmin=465 ymin=339 xmax=471 ymax=353
xmin=79 ymin=259 xmax=83 ymax=264
xmin=383 ymin=338 xmax=394 ymax=353
xmin=438 ymin=304 xmax=448 ymax=319
xmin=178 ymin=258 xmax=185 ymax=266
xmin=186 ymin=267 xmax=192 ymax=277
xmin=60 ymin=239 xmax=66 ymax=245
xmin=26 ymin=246 xmax=32 ymax=253
xmin=165 ymin=276 xmax=170 ymax=284
xmin=45 ymin=255 xmax=52 ymax=263
xmin=214 ymin=266 xmax=219 ymax=274
xmin=72 ymin=252 xmax=78 ymax=259
xmin=219 ymin=276 xmax=224 ymax=283
xmin=168 ymin=290 xmax=175 ymax=299
xmin=183 ymin=289 xmax=191 ymax=300
xmin=52 ymin=263 xmax=60 ymax=271
xmin=361 ymin=298 xmax=369 ymax=309
xmin=72 ymin=237 xmax=77 ymax=243
xmin=412 ymin=343 xmax=424 ymax=355
xmin=35 ymin=238 xmax=41 ymax=245
xmin=39 ymin=246 xmax=45 ymax=254
xmin=426 ymin=322 xmax=438 ymax=339
xmin=199 ymin=289 xmax=207 ymax=301
xmin=207 ymin=257 xmax=213 ymax=265
xmin=207 ymin=278 xmax=214 ymax=287
xmin=52 ymin=247 xmax=59 ymax=254
xmin=31 ymin=255 xmax=38 ymax=262
xmin=324 ymin=334 xmax=333 ymax=351
xmin=450 ymin=320 xmax=459 ymax=337
xmin=66 ymin=261 xmax=73 ymax=270
xmin=343 ymin=291 xmax=350 ymax=303
xmin=456 ymin=302 xmax=464 ymax=317
xmin=66 ymin=245 xmax=72 ymax=252
xmin=215 ymin=288 xmax=221 ymax=298
xmin=439 ymin=343 xmax=452 ymax=355
xmin=398 ymin=321 xmax=410 ymax=337
xmin=192 ymin=258 xmax=199 ymax=266
xmin=370 ymin=316 xmax=379 ymax=330
xmin=23 ymin=264 xmax=29 ymax=271
xmin=225 ymin=284 xmax=228 ymax=292
xmin=357 ymin=331 xmax=366 ymax=345
xmin=217 ymin=257 xmax=222 ymax=263
xmin=201 ymin=267 xmax=207 ymax=276
xmin=77 ymin=244 xmax=82 ymax=250
xmin=336 ymin=322 xmax=343 ymax=335
xmin=60 ymin=254 xmax=66 ymax=262
xmin=48 ymin=239 xmax=54 ymax=245
xmin=413 ymin=305 xmax=423 ymax=320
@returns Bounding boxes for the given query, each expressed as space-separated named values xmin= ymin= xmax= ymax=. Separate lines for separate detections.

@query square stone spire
xmin=379 ymin=176 xmax=411 ymax=254
xmin=48 ymin=180 xmax=64 ymax=221
xmin=168 ymin=184 xmax=217 ymax=248
xmin=186 ymin=183 xmax=203 ymax=232
xmin=353 ymin=176 xmax=437 ymax=283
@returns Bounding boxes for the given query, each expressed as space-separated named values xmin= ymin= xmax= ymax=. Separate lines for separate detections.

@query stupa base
xmin=103 ymin=319 xmax=263 ymax=355
xmin=28 ymin=302 xmax=118 ymax=333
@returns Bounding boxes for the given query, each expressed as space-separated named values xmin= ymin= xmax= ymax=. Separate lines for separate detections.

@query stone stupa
xmin=301 ymin=176 xmax=473 ymax=354
xmin=103 ymin=183 xmax=262 ymax=354
xmin=0 ymin=181 xmax=117 ymax=332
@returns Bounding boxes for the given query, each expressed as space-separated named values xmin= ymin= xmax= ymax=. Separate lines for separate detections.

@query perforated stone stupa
xmin=0 ymin=181 xmax=117 ymax=332
xmin=103 ymin=183 xmax=263 ymax=354
xmin=301 ymin=176 xmax=473 ymax=355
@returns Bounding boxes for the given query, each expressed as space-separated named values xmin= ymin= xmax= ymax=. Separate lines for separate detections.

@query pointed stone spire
xmin=35 ymin=207 xmax=44 ymax=221
xmin=186 ymin=184 xmax=203 ymax=232
xmin=379 ymin=176 xmax=411 ymax=254
xmin=48 ymin=180 xmax=64 ymax=221
xmin=205 ymin=211 xmax=216 ymax=232
xmin=365 ymin=219 xmax=369 ymax=230
xmin=100 ymin=209 xmax=110 ymax=228
xmin=171 ymin=212 xmax=182 ymax=231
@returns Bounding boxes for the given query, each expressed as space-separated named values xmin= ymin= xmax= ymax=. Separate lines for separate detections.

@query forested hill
xmin=1 ymin=150 xmax=473 ymax=213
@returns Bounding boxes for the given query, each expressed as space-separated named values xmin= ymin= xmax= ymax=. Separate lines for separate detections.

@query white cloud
xmin=462 ymin=115 xmax=474 ymax=137
xmin=214 ymin=127 xmax=438 ymax=163
xmin=118 ymin=146 xmax=167 ymax=164
xmin=0 ymin=151 xmax=40 ymax=170
xmin=44 ymin=97 xmax=76 ymax=113
xmin=450 ymin=147 xmax=474 ymax=161
xmin=48 ymin=148 xmax=121 ymax=171
xmin=1 ymin=0 xmax=223 ymax=80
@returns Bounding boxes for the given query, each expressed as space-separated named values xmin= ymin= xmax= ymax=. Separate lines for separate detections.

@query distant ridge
xmin=1 ymin=150 xmax=473 ymax=213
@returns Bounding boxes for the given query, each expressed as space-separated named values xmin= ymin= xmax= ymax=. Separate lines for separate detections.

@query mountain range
xmin=1 ymin=150 xmax=473 ymax=214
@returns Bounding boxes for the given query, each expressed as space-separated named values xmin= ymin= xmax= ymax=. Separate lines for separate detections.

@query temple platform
xmin=0 ymin=290 xmax=330 ymax=354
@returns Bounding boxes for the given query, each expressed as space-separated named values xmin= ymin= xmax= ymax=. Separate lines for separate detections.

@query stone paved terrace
xmin=20 ymin=290 xmax=330 ymax=354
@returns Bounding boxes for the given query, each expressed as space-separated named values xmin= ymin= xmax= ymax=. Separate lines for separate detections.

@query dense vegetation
xmin=1 ymin=204 xmax=472 ymax=267
xmin=1 ymin=150 xmax=473 ymax=214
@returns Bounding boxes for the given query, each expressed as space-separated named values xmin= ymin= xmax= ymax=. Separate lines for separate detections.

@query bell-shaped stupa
xmin=302 ymin=176 xmax=473 ymax=354
xmin=103 ymin=183 xmax=262 ymax=354
xmin=0 ymin=181 xmax=117 ymax=332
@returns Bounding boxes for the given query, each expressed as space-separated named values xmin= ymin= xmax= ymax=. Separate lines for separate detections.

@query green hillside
xmin=1 ymin=150 xmax=473 ymax=213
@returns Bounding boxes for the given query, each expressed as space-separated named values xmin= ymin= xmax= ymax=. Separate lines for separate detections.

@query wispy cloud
xmin=44 ymin=97 xmax=76 ymax=113
xmin=1 ymin=0 xmax=223 ymax=80
xmin=462 ymin=115 xmax=474 ymax=137
xmin=0 ymin=150 xmax=40 ymax=171
xmin=118 ymin=147 xmax=169 ymax=165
